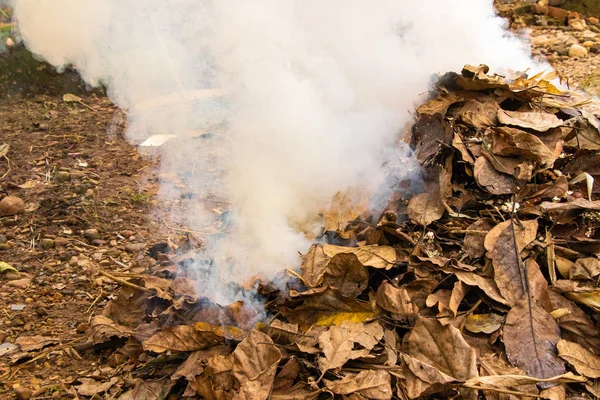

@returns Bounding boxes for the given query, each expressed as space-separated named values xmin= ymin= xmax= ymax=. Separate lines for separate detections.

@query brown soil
xmin=0 ymin=88 xmax=165 ymax=397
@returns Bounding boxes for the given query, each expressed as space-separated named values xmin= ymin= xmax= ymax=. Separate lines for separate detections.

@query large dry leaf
xmin=474 ymin=156 xmax=516 ymax=195
xmin=405 ymin=317 xmax=478 ymax=398
xmin=557 ymin=339 xmax=600 ymax=378
xmin=498 ymin=109 xmax=563 ymax=132
xmin=484 ymin=219 xmax=538 ymax=255
xmin=417 ymin=92 xmax=464 ymax=116
xmin=89 ymin=315 xmax=134 ymax=344
xmin=267 ymin=320 xmax=299 ymax=345
xmin=540 ymin=198 xmax=600 ymax=224
xmin=271 ymin=383 xmax=323 ymax=400
xmin=407 ymin=191 xmax=445 ymax=226
xmin=301 ymin=244 xmax=395 ymax=295
xmin=324 ymin=370 xmax=392 ymax=399
xmin=491 ymin=126 xmax=556 ymax=167
xmin=273 ymin=357 xmax=299 ymax=391
xmin=14 ymin=336 xmax=58 ymax=352
xmin=77 ymin=377 xmax=120 ymax=397
xmin=411 ymin=114 xmax=448 ymax=164
xmin=281 ymin=287 xmax=376 ymax=329
xmin=103 ymin=285 xmax=151 ymax=329
xmin=503 ymin=298 xmax=565 ymax=380
xmin=318 ymin=321 xmax=384 ymax=373
xmin=323 ymin=244 xmax=396 ymax=270
xmin=143 ymin=324 xmax=224 ymax=353
xmin=455 ymin=98 xmax=499 ymax=129
xmin=232 ymin=329 xmax=282 ymax=400
xmin=490 ymin=221 xmax=541 ymax=307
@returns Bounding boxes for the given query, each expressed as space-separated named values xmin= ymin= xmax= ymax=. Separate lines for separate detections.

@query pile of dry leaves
xmin=10 ymin=65 xmax=600 ymax=399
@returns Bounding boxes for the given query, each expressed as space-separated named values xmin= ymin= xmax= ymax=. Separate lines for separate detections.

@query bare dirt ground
xmin=1 ymin=6 xmax=600 ymax=400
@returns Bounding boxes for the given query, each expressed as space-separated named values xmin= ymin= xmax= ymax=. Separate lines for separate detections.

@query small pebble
xmin=13 ymin=385 xmax=33 ymax=400
xmin=0 ymin=196 xmax=25 ymax=217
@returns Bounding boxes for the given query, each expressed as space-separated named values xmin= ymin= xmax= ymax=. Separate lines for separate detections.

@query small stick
xmin=86 ymin=289 xmax=104 ymax=313
xmin=108 ymin=256 xmax=129 ymax=270
xmin=98 ymin=270 xmax=152 ymax=293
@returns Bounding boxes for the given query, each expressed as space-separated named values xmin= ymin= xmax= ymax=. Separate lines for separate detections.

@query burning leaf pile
xmin=28 ymin=65 xmax=600 ymax=399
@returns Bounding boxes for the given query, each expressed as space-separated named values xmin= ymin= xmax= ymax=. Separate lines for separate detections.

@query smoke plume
xmin=12 ymin=0 xmax=539 ymax=303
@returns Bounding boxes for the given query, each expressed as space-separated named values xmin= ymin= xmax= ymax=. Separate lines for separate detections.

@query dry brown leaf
xmin=484 ymin=219 xmax=538 ymax=256
xmin=491 ymin=222 xmax=542 ymax=307
xmin=142 ymin=324 xmax=224 ymax=353
xmin=540 ymin=384 xmax=566 ymax=400
xmin=464 ymin=371 xmax=585 ymax=387
xmin=322 ymin=253 xmax=369 ymax=297
xmin=453 ymin=271 xmax=508 ymax=305
xmin=557 ymin=339 xmax=600 ymax=378
xmin=89 ymin=315 xmax=134 ymax=344
xmin=14 ymin=336 xmax=58 ymax=352
xmin=464 ymin=313 xmax=505 ymax=334
xmin=376 ymin=281 xmax=420 ymax=318
xmin=403 ymin=354 xmax=457 ymax=399
xmin=462 ymin=219 xmax=495 ymax=259
xmin=503 ymin=298 xmax=565 ymax=381
xmin=323 ymin=244 xmax=396 ymax=270
xmin=271 ymin=383 xmax=324 ymax=400
xmin=191 ymin=354 xmax=235 ymax=400
xmin=498 ymin=109 xmax=563 ymax=132
xmin=540 ymin=198 xmax=600 ymax=224
xmin=273 ymin=357 xmax=299 ymax=392
xmin=456 ymin=98 xmax=499 ymax=129
xmin=118 ymin=379 xmax=175 ymax=400
xmin=569 ymin=257 xmax=600 ymax=280
xmin=323 ymin=190 xmax=370 ymax=233
xmin=417 ymin=92 xmax=463 ymax=116
xmin=77 ymin=377 xmax=120 ymax=397
xmin=171 ymin=346 xmax=231 ymax=382
xmin=406 ymin=317 xmax=478 ymax=398
xmin=411 ymin=114 xmax=448 ymax=164
xmin=324 ymin=370 xmax=392 ymax=399
xmin=318 ymin=321 xmax=384 ymax=374
xmin=232 ymin=329 xmax=282 ymax=400
xmin=549 ymin=291 xmax=600 ymax=353
xmin=267 ymin=320 xmax=299 ymax=345
xmin=474 ymin=156 xmax=516 ymax=195
xmin=492 ymin=126 xmax=556 ymax=167
xmin=407 ymin=191 xmax=445 ymax=226
xmin=281 ymin=287 xmax=376 ymax=329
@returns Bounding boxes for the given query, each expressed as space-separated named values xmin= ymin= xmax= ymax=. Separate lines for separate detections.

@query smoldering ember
xmin=2 ymin=1 xmax=600 ymax=400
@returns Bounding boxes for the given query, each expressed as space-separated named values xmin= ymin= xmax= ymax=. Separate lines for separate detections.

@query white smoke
xmin=12 ymin=0 xmax=539 ymax=303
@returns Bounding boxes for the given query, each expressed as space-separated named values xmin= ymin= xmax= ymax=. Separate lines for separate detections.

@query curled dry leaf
xmin=464 ymin=371 xmax=586 ymax=388
xmin=569 ymin=257 xmax=600 ymax=280
xmin=464 ymin=313 xmax=505 ymax=334
xmin=557 ymin=339 xmax=600 ymax=378
xmin=89 ymin=315 xmax=133 ymax=344
xmin=232 ymin=329 xmax=282 ymax=400
xmin=191 ymin=354 xmax=235 ymax=400
xmin=142 ymin=324 xmax=224 ymax=353
xmin=407 ymin=191 xmax=445 ymax=226
xmin=376 ymin=281 xmax=420 ymax=318
xmin=503 ymin=298 xmax=565 ymax=381
xmin=405 ymin=317 xmax=478 ymax=398
xmin=462 ymin=218 xmax=495 ymax=259
xmin=497 ymin=109 xmax=563 ymax=132
xmin=455 ymin=98 xmax=499 ymax=129
xmin=324 ymin=370 xmax=392 ymax=400
xmin=117 ymin=379 xmax=175 ymax=400
xmin=267 ymin=319 xmax=299 ymax=345
xmin=318 ymin=321 xmax=384 ymax=374
xmin=474 ymin=156 xmax=516 ymax=195
xmin=280 ymin=287 xmax=376 ymax=330
xmin=549 ymin=291 xmax=600 ymax=353
xmin=14 ymin=336 xmax=58 ymax=352
xmin=484 ymin=219 xmax=538 ymax=257
xmin=490 ymin=222 xmax=543 ymax=307
xmin=77 ymin=377 xmax=120 ymax=397
xmin=171 ymin=345 xmax=231 ymax=382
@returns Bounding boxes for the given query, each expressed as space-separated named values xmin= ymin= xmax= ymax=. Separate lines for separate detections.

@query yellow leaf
xmin=315 ymin=311 xmax=378 ymax=327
